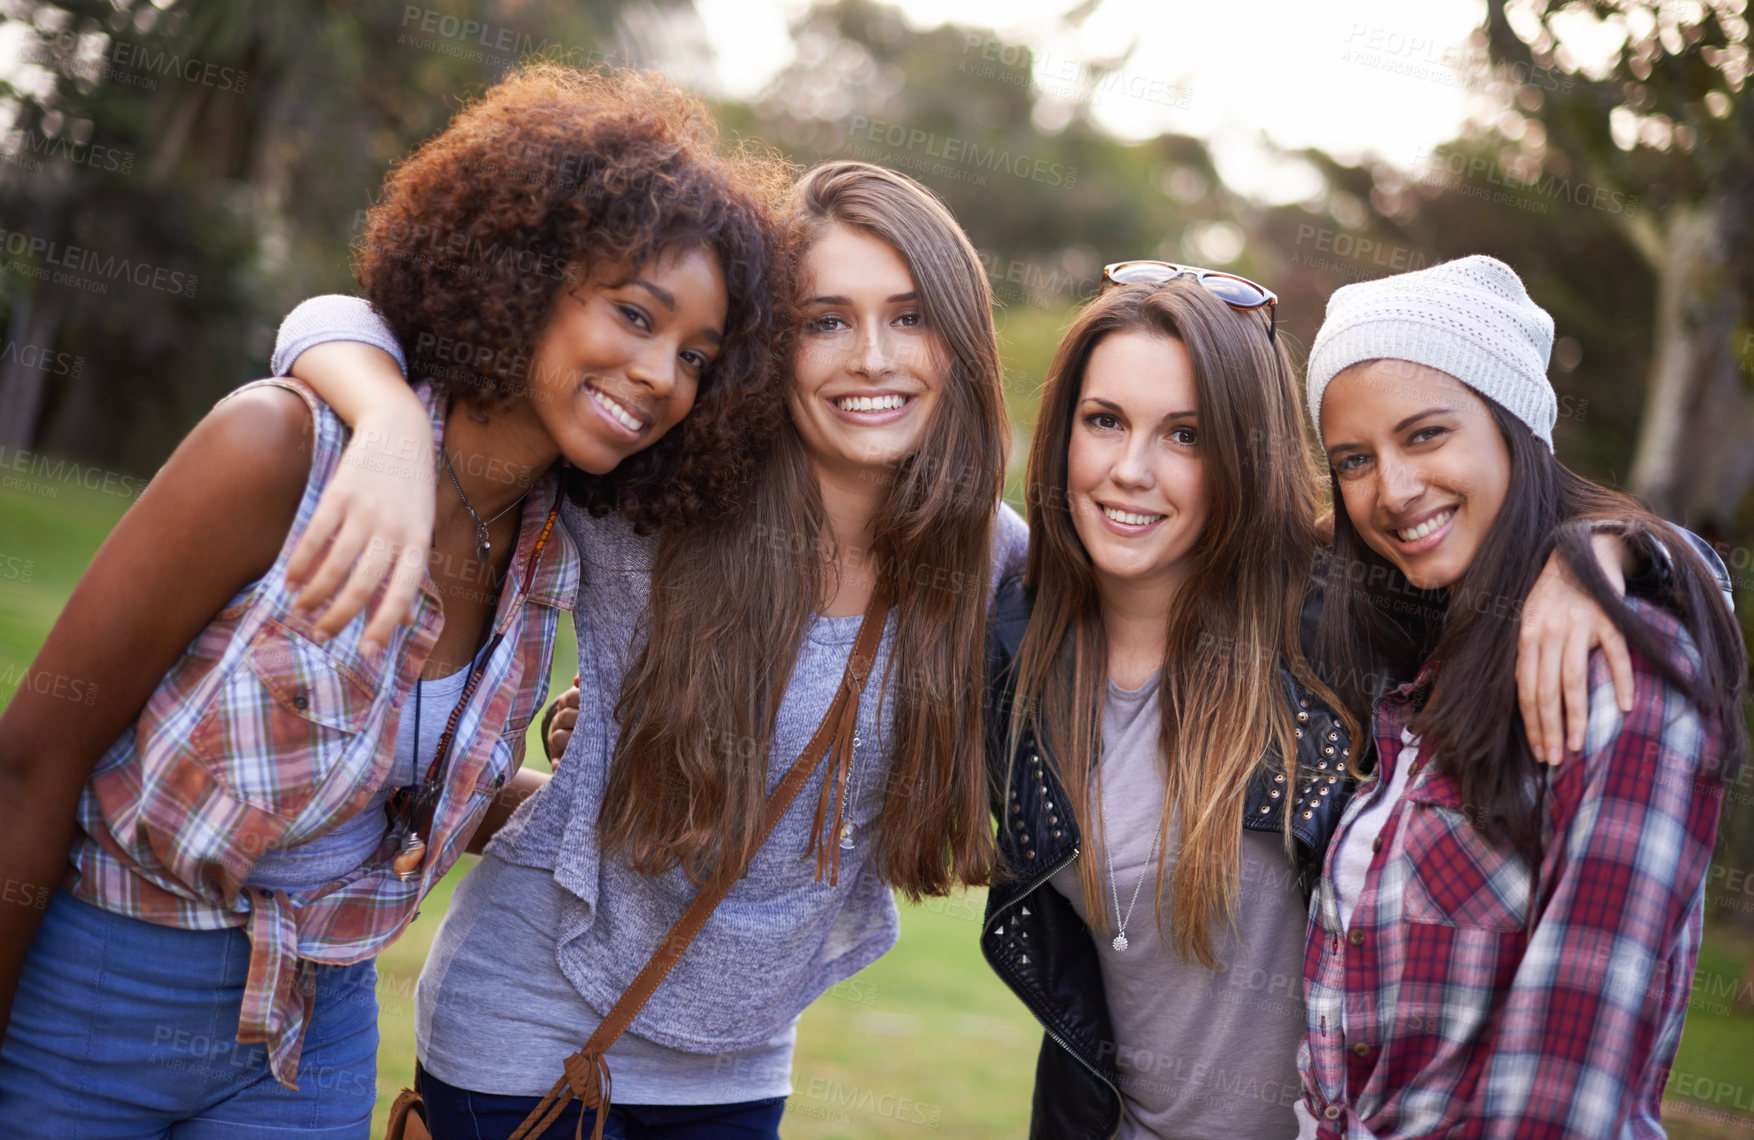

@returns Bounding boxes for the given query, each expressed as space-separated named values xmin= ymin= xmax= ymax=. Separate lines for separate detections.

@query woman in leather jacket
xmin=977 ymin=264 xmax=1723 ymax=1140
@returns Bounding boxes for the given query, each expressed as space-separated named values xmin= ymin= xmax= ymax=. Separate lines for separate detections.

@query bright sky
xmin=694 ymin=0 xmax=1495 ymax=202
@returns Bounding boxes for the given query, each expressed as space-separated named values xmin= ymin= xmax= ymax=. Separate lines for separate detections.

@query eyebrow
xmin=630 ymin=279 xmax=676 ymax=311
xmin=1081 ymin=396 xmax=1197 ymax=422
xmin=803 ymin=292 xmax=919 ymax=305
xmin=1324 ymin=407 xmax=1456 ymax=458
xmin=629 ymin=278 xmax=722 ymax=345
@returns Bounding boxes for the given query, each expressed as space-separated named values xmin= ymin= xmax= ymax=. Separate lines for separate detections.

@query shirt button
xmin=1371 ymin=836 xmax=1382 ymax=853
xmin=291 ymin=691 xmax=309 ymax=711
xmin=1348 ymin=930 xmax=1365 ymax=947
xmin=492 ymin=773 xmax=506 ymax=790
xmin=1352 ymin=1042 xmax=1370 ymax=1057
xmin=1324 ymin=1105 xmax=1342 ymax=1121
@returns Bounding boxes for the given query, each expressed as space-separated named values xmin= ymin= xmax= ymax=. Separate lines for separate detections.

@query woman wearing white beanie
xmin=1298 ymin=255 xmax=1745 ymax=1138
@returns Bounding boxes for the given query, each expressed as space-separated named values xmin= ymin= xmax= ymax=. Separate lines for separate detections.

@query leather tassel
xmin=806 ymin=675 xmax=862 ymax=886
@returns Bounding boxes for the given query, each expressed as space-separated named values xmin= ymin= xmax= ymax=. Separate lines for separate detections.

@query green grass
xmin=7 ymin=474 xmax=1754 ymax=1140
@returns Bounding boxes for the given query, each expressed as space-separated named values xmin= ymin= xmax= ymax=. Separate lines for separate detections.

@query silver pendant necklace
xmin=1100 ymin=780 xmax=1164 ymax=952
xmin=838 ymin=733 xmax=864 ymax=850
xmin=439 ymin=446 xmax=525 ymax=562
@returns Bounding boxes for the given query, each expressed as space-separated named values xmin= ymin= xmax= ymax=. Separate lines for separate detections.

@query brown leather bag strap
xmin=510 ymin=584 xmax=893 ymax=1140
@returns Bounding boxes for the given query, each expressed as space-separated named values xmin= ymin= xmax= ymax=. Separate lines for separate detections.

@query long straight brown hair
xmin=599 ymin=161 xmax=1007 ymax=898
xmin=1010 ymin=281 xmax=1355 ymax=967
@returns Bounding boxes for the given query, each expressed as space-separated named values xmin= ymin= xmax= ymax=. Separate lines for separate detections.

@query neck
xmin=812 ymin=457 xmax=887 ymax=564
xmin=437 ymin=397 xmax=556 ymax=529
xmin=1097 ymin=574 xmax=1179 ymax=689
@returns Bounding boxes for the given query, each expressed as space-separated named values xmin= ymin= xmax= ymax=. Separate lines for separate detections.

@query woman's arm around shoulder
xmin=270 ymin=295 xmax=434 ymax=651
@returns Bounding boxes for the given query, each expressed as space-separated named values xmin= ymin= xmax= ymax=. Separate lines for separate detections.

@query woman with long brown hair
xmin=981 ymin=261 xmax=1729 ymax=1140
xmin=1300 ymin=255 xmax=1743 ymax=1138
xmin=265 ymin=160 xmax=1019 ymax=1138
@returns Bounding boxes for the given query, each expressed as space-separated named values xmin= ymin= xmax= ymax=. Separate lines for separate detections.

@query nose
xmin=627 ymin=338 xmax=680 ymax=400
xmin=1110 ymin=433 xmax=1153 ymax=491
xmin=1376 ymin=450 xmax=1425 ymax=515
xmin=852 ymin=323 xmax=895 ymax=379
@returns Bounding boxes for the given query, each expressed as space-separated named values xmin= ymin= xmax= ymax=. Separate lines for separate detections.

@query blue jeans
xmin=0 ymin=890 xmax=379 ymax=1138
xmin=416 ymin=1064 xmax=786 ymax=1140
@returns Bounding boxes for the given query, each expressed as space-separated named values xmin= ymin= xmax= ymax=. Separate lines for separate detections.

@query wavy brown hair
xmin=600 ymin=161 xmax=1006 ymax=898
xmin=356 ymin=62 xmax=790 ymax=530
xmin=1010 ymin=281 xmax=1355 ymax=968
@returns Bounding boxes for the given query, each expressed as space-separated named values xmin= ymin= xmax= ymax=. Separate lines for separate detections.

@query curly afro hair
xmin=356 ymin=63 xmax=792 ymax=530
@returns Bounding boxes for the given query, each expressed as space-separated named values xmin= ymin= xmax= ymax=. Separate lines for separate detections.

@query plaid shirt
xmin=1300 ymin=599 xmax=1725 ymax=1139
xmin=67 ymin=379 xmax=577 ymax=1088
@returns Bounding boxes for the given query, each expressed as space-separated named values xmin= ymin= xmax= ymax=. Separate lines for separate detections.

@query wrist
xmin=350 ymin=408 xmax=437 ymax=480
xmin=1588 ymin=530 xmax=1630 ymax=597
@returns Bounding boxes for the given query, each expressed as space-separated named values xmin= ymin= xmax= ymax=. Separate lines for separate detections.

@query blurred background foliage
xmin=2 ymin=0 xmax=1752 ymax=1131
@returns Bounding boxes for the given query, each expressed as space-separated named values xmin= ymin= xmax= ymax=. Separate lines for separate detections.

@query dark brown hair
xmin=1011 ymin=281 xmax=1354 ymax=968
xmin=1317 ymin=396 xmax=1747 ymax=860
xmin=600 ymin=161 xmax=1007 ymax=898
xmin=356 ymin=63 xmax=790 ymax=529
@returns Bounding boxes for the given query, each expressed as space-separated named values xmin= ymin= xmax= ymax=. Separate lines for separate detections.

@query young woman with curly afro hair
xmin=0 ymin=62 xmax=786 ymax=1138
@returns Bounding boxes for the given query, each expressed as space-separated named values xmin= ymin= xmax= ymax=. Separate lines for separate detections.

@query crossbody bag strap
xmin=510 ymin=583 xmax=893 ymax=1140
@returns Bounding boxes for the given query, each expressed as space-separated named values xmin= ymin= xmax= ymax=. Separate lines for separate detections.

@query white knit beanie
xmin=1305 ymin=255 xmax=1557 ymax=451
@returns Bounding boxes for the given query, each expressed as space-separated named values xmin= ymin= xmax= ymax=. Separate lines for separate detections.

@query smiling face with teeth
xmin=1321 ymin=359 xmax=1512 ymax=591
xmin=1065 ymin=330 xmax=1211 ymax=606
xmin=787 ymin=223 xmax=947 ymax=483
xmin=515 ymin=244 xmax=728 ymax=475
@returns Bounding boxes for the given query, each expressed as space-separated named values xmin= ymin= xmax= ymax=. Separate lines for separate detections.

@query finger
xmin=1516 ymin=626 xmax=1543 ymax=760
xmin=1560 ymin=625 xmax=1591 ymax=755
xmin=293 ymin=519 xmax=368 ymax=619
xmin=365 ymin=542 xmax=429 ymax=650
xmin=1534 ymin=635 xmax=1564 ymax=767
xmin=559 ymin=686 xmax=581 ymax=710
xmin=314 ymin=543 xmax=391 ymax=641
xmin=285 ymin=493 xmax=344 ymax=587
xmin=546 ymin=727 xmax=572 ymax=761
xmin=553 ymin=707 xmax=577 ymax=732
xmin=1602 ymin=624 xmax=1635 ymax=716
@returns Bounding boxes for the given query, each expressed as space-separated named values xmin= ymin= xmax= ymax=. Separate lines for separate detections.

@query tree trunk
xmin=0 ymin=288 xmax=67 ymax=451
xmin=1627 ymin=193 xmax=1754 ymax=533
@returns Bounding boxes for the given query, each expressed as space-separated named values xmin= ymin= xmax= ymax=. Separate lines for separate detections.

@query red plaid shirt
xmin=1300 ymin=599 xmax=1725 ymax=1138
xmin=67 ymin=379 xmax=577 ymax=1088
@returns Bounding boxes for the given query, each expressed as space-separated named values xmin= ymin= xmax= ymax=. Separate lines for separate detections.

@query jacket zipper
xmin=986 ymin=845 xmax=1123 ymax=1140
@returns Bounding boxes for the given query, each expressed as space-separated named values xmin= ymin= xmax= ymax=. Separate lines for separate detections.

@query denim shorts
xmin=0 ymin=890 xmax=379 ymax=1138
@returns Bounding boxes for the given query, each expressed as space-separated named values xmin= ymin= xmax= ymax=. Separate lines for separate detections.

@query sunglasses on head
xmin=1100 ymin=260 xmax=1278 ymax=343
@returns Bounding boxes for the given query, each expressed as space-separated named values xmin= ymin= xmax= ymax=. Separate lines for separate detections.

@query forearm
xmin=290 ymin=342 xmax=426 ymax=441
xmin=466 ymin=766 xmax=549 ymax=855
xmin=0 ymin=763 xmax=82 ymax=1039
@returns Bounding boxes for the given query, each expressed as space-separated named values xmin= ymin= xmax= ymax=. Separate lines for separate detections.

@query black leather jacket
xmin=974 ymin=529 xmax=1730 ymax=1140
xmin=978 ymin=575 xmax=1355 ymax=1140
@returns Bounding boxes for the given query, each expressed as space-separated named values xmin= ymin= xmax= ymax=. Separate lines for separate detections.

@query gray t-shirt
xmin=1049 ymin=674 xmax=1311 ymax=1139
xmin=270 ymin=294 xmax=1030 ymax=1100
xmin=418 ymin=505 xmax=1025 ymax=1099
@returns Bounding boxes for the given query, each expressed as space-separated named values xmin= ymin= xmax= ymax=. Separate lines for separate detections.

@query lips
xmin=585 ymin=383 xmax=647 ymax=435
xmin=1392 ymin=507 xmax=1454 ymax=543
xmin=833 ymin=393 xmax=910 ymax=413
xmin=1102 ymin=505 xmax=1165 ymax=527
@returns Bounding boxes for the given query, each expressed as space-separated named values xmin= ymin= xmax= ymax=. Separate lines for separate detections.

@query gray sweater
xmin=271 ymin=297 xmax=1029 ymax=1093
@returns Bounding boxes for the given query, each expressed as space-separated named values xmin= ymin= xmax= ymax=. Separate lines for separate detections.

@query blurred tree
xmin=0 ymin=0 xmax=651 ymax=468
xmin=1481 ymin=0 xmax=1754 ymax=535
xmin=735 ymin=1 xmax=1254 ymax=313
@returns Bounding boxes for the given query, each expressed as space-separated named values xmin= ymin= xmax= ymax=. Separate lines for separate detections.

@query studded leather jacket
xmin=979 ymin=575 xmax=1355 ymax=1140
xmin=975 ymin=528 xmax=1729 ymax=1140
